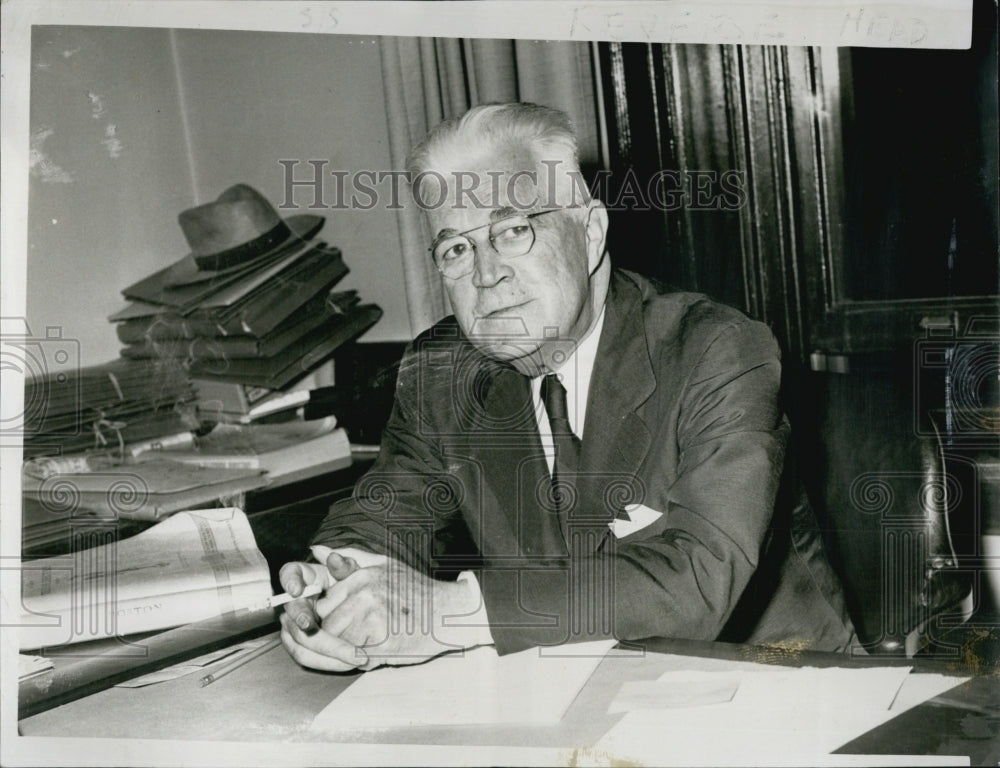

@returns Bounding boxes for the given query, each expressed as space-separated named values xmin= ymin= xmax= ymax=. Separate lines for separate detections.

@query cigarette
xmin=266 ymin=583 xmax=322 ymax=608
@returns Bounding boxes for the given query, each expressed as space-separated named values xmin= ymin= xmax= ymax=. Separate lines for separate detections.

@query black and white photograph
xmin=1 ymin=1 xmax=997 ymax=765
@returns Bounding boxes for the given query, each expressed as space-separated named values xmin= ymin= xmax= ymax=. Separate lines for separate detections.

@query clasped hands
xmin=278 ymin=552 xmax=478 ymax=672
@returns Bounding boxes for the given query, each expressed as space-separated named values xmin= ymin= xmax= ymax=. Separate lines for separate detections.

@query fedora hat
xmin=136 ymin=184 xmax=324 ymax=291
xmin=177 ymin=184 xmax=323 ymax=272
xmin=162 ymin=218 xmax=321 ymax=288
xmin=120 ymin=184 xmax=324 ymax=303
xmin=180 ymin=184 xmax=324 ymax=271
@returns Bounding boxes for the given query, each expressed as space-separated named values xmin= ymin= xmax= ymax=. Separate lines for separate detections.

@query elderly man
xmin=279 ymin=103 xmax=856 ymax=671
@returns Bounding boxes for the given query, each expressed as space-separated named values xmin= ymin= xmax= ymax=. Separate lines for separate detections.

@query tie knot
xmin=541 ymin=373 xmax=570 ymax=424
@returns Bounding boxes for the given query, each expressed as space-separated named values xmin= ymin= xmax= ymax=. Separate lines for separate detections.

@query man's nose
xmin=471 ymin=243 xmax=513 ymax=288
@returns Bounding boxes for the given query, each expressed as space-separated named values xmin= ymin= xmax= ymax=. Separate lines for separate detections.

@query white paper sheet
xmin=889 ymin=672 xmax=970 ymax=714
xmin=728 ymin=665 xmax=913 ymax=712
xmin=592 ymin=664 xmax=919 ymax=765
xmin=608 ymin=675 xmax=740 ymax=713
xmin=310 ymin=639 xmax=616 ymax=733
xmin=594 ymin=708 xmax=904 ymax=765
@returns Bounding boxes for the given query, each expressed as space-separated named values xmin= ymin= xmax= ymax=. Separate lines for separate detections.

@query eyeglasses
xmin=429 ymin=210 xmax=561 ymax=280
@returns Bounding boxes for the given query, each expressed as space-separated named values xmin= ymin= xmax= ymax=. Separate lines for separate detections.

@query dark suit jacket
xmin=313 ymin=269 xmax=856 ymax=654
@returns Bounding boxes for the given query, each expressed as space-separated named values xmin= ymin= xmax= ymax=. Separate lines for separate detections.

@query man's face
xmin=425 ymin=154 xmax=606 ymax=372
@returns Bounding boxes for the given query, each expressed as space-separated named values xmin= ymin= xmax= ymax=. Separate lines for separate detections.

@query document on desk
xmin=17 ymin=507 xmax=272 ymax=649
xmin=309 ymin=639 xmax=616 ymax=733
xmin=592 ymin=662 xmax=971 ymax=766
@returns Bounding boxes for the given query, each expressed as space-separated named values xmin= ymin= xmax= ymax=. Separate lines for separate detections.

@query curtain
xmin=598 ymin=42 xmax=838 ymax=363
xmin=379 ymin=37 xmax=604 ymax=335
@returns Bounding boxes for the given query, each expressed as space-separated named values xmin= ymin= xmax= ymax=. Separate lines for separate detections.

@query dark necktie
xmin=541 ymin=374 xmax=581 ymax=516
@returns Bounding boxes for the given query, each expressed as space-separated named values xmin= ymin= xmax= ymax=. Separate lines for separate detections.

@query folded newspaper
xmin=17 ymin=508 xmax=272 ymax=649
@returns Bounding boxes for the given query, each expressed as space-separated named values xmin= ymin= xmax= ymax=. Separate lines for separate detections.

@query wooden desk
xmin=18 ymin=623 xmax=1000 ymax=764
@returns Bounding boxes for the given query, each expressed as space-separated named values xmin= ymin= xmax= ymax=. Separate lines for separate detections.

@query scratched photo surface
xmin=2 ymin=1 xmax=997 ymax=766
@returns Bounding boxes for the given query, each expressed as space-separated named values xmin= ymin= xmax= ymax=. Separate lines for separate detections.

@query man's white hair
xmin=406 ymin=102 xmax=587 ymax=210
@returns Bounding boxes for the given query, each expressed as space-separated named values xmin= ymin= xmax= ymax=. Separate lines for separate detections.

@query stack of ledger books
xmin=18 ymin=508 xmax=273 ymax=649
xmin=109 ymin=184 xmax=382 ymax=394
xmin=22 ymin=358 xmax=199 ymax=459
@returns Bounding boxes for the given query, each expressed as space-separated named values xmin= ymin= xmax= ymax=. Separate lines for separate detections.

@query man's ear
xmin=584 ymin=199 xmax=609 ymax=274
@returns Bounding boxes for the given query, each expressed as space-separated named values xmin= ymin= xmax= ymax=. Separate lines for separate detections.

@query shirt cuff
xmin=435 ymin=570 xmax=494 ymax=649
xmin=310 ymin=544 xmax=389 ymax=570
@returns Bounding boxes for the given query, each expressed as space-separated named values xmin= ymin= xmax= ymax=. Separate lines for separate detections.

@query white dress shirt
xmin=530 ymin=306 xmax=606 ymax=473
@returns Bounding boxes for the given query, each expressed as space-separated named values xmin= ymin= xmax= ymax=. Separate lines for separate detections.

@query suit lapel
xmin=452 ymin=270 xmax=655 ymax=558
xmin=574 ymin=271 xmax=656 ymax=530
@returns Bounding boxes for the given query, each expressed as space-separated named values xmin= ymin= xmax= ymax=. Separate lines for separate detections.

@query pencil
xmin=199 ymin=636 xmax=282 ymax=687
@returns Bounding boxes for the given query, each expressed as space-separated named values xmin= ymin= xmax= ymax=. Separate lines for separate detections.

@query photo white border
xmin=0 ymin=1 xmax=978 ymax=766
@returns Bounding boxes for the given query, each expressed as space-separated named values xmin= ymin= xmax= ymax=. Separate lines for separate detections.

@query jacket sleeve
xmin=478 ymin=317 xmax=788 ymax=653
xmin=310 ymin=347 xmax=461 ymax=571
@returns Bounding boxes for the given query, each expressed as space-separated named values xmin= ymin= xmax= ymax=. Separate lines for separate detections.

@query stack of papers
xmin=22 ymin=357 xmax=199 ymax=460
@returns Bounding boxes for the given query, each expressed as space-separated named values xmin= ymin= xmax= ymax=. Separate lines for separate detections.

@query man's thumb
xmin=326 ymin=552 xmax=360 ymax=581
